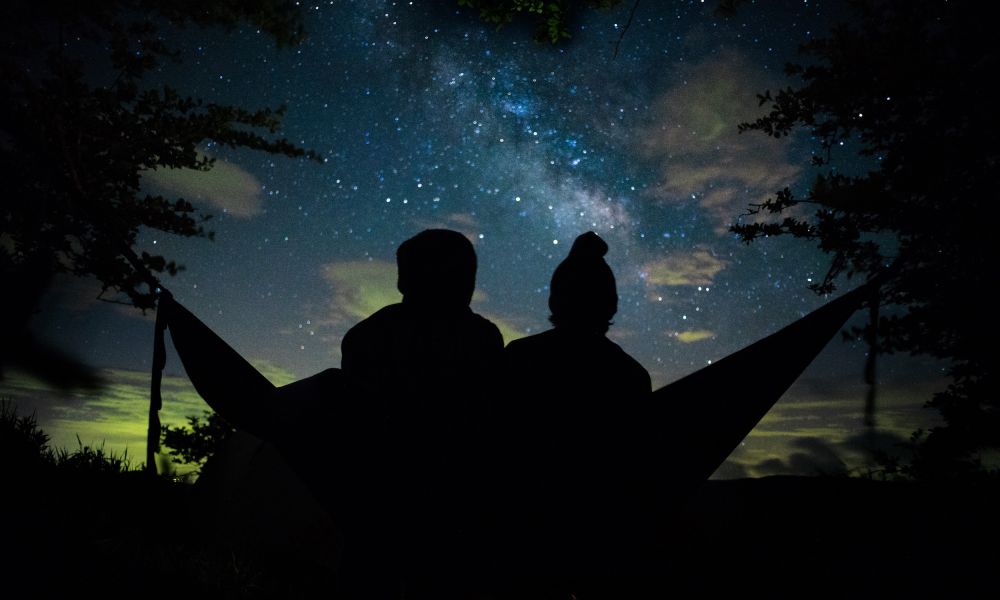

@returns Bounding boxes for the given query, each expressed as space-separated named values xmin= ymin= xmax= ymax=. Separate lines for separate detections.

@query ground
xmin=6 ymin=468 xmax=997 ymax=598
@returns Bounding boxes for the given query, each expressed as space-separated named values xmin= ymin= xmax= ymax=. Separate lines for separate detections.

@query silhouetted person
xmin=342 ymin=228 xmax=503 ymax=398
xmin=337 ymin=228 xmax=504 ymax=584
xmin=165 ymin=230 xmax=503 ymax=592
xmin=500 ymin=231 xmax=653 ymax=576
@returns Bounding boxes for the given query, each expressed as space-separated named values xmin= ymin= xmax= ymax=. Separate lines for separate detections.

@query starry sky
xmin=8 ymin=0 xmax=947 ymax=478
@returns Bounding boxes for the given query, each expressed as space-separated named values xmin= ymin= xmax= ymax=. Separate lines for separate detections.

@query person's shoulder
xmin=467 ymin=310 xmax=504 ymax=346
xmin=504 ymin=328 xmax=558 ymax=354
xmin=502 ymin=330 xmax=552 ymax=374
xmin=600 ymin=335 xmax=631 ymax=355
xmin=342 ymin=303 xmax=406 ymax=349
xmin=367 ymin=303 xmax=406 ymax=320
xmin=346 ymin=303 xmax=404 ymax=331
xmin=467 ymin=309 xmax=498 ymax=328
xmin=602 ymin=337 xmax=651 ymax=381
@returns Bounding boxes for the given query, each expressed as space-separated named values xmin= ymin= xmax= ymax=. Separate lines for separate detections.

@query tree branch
xmin=612 ymin=0 xmax=640 ymax=60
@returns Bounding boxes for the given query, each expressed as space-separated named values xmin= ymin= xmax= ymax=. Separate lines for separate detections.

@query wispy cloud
xmin=641 ymin=248 xmax=727 ymax=287
xmin=142 ymin=150 xmax=264 ymax=218
xmin=638 ymin=51 xmax=801 ymax=234
xmin=673 ymin=329 xmax=715 ymax=343
xmin=321 ymin=260 xmax=402 ymax=325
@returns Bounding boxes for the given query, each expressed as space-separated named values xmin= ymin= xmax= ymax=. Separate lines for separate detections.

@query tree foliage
xmin=1 ymin=0 xmax=316 ymax=312
xmin=1 ymin=0 xmax=316 ymax=388
xmin=457 ymin=0 xmax=622 ymax=43
xmin=733 ymin=0 xmax=997 ymax=477
xmin=456 ymin=0 xmax=749 ymax=44
xmin=160 ymin=410 xmax=235 ymax=470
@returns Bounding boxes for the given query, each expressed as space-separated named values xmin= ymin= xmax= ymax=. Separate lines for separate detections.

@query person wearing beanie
xmin=504 ymin=230 xmax=650 ymax=402
xmin=499 ymin=231 xmax=652 ymax=576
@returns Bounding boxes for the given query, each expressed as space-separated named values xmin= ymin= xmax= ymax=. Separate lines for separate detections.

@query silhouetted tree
xmin=457 ymin=0 xmax=622 ymax=43
xmin=161 ymin=410 xmax=235 ymax=472
xmin=1 ymin=0 xmax=316 ymax=385
xmin=733 ymin=0 xmax=997 ymax=478
xmin=3 ymin=398 xmax=53 ymax=476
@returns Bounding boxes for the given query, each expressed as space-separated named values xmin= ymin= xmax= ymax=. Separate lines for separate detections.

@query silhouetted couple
xmin=178 ymin=228 xmax=654 ymax=588
xmin=331 ymin=228 xmax=652 ymax=581
xmin=169 ymin=219 xmax=875 ymax=594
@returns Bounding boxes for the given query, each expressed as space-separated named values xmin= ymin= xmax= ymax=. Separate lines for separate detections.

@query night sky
xmin=8 ymin=1 xmax=946 ymax=477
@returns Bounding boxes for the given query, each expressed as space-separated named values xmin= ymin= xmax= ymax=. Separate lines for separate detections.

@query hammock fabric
xmin=157 ymin=294 xmax=277 ymax=438
xmin=153 ymin=295 xmax=350 ymax=495
xmin=148 ymin=280 xmax=872 ymax=573
xmin=147 ymin=282 xmax=873 ymax=577
xmin=152 ymin=280 xmax=870 ymax=483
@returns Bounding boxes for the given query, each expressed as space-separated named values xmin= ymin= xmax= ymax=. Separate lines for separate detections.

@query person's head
xmin=396 ymin=229 xmax=477 ymax=310
xmin=548 ymin=231 xmax=618 ymax=334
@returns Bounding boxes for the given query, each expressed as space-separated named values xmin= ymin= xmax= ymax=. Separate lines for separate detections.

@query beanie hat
xmin=548 ymin=231 xmax=618 ymax=330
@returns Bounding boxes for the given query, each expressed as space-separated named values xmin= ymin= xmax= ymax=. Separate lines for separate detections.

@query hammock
xmin=153 ymin=280 xmax=869 ymax=482
xmin=146 ymin=282 xmax=872 ymax=576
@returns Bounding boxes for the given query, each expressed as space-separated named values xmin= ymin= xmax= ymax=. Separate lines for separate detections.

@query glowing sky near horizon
xmin=5 ymin=1 xmax=946 ymax=478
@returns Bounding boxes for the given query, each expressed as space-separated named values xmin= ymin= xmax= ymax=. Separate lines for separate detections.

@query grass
xmin=1 ymin=399 xmax=288 ymax=597
xmin=52 ymin=435 xmax=135 ymax=473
